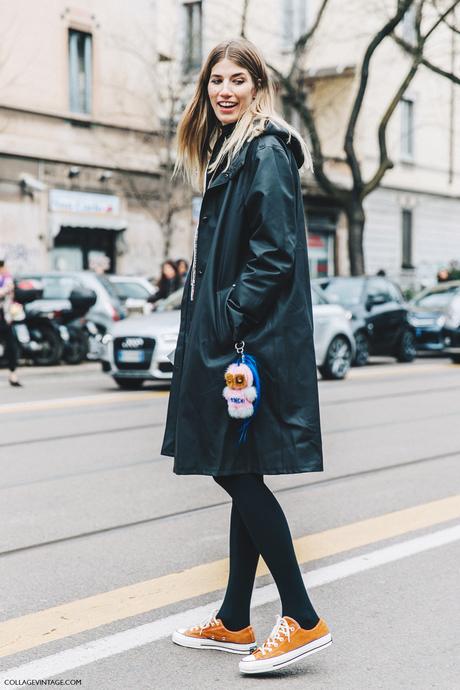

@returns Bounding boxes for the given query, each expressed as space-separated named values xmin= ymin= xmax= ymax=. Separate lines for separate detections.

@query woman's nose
xmin=218 ymin=82 xmax=234 ymax=97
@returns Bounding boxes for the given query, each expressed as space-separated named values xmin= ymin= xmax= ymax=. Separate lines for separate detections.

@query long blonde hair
xmin=174 ymin=38 xmax=312 ymax=190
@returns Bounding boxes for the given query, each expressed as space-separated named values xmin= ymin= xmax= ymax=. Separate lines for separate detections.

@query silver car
xmin=101 ymin=284 xmax=355 ymax=388
xmin=108 ymin=275 xmax=156 ymax=317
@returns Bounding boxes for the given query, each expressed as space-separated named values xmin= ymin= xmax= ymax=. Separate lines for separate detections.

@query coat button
xmin=198 ymin=267 xmax=204 ymax=275
xmin=201 ymin=216 xmax=208 ymax=223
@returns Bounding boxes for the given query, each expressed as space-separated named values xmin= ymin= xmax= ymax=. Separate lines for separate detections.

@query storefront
xmin=48 ymin=189 xmax=127 ymax=273
xmin=305 ymin=206 xmax=339 ymax=278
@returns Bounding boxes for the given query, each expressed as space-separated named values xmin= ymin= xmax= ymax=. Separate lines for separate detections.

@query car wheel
xmin=114 ymin=377 xmax=145 ymax=390
xmin=396 ymin=329 xmax=416 ymax=362
xmin=318 ymin=335 xmax=352 ymax=380
xmin=353 ymin=331 xmax=369 ymax=367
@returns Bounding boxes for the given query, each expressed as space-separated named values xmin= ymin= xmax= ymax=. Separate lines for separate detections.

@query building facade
xmin=0 ymin=0 xmax=459 ymax=286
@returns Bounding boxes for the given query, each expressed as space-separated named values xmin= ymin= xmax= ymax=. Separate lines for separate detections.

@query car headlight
xmin=102 ymin=333 xmax=113 ymax=345
xmin=445 ymin=313 xmax=460 ymax=329
xmin=436 ymin=315 xmax=446 ymax=328
xmin=344 ymin=310 xmax=353 ymax=321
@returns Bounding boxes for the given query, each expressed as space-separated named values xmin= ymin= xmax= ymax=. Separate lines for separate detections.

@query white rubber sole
xmin=239 ymin=633 xmax=332 ymax=674
xmin=172 ymin=629 xmax=257 ymax=655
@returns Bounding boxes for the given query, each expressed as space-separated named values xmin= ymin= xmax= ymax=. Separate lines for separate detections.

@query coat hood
xmin=260 ymin=121 xmax=305 ymax=169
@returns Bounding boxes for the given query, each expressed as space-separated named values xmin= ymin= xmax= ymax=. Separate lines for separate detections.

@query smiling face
xmin=207 ymin=58 xmax=256 ymax=125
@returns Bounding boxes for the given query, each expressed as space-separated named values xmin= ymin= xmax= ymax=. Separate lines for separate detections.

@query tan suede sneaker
xmin=239 ymin=615 xmax=332 ymax=674
xmin=172 ymin=609 xmax=257 ymax=655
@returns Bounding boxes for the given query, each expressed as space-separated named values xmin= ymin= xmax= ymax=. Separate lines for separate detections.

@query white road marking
xmin=1 ymin=523 xmax=458 ymax=681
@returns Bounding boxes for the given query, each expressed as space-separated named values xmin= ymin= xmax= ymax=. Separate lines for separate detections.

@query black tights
xmin=0 ymin=321 xmax=18 ymax=372
xmin=213 ymin=473 xmax=319 ymax=631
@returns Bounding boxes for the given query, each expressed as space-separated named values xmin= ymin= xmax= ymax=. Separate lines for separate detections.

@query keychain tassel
xmin=222 ymin=341 xmax=261 ymax=445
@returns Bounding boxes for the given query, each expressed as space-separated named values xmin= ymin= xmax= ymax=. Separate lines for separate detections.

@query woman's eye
xmin=234 ymin=80 xmax=244 ymax=85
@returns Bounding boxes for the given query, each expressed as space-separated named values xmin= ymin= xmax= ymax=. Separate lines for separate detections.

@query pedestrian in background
xmin=148 ymin=260 xmax=180 ymax=304
xmin=161 ymin=38 xmax=331 ymax=676
xmin=175 ymin=258 xmax=189 ymax=287
xmin=0 ymin=259 xmax=21 ymax=386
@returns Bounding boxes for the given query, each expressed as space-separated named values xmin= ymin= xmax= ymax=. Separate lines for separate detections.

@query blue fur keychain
xmin=222 ymin=341 xmax=261 ymax=444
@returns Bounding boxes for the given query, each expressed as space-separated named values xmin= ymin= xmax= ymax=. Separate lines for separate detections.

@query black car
xmin=316 ymin=276 xmax=416 ymax=366
xmin=409 ymin=281 xmax=460 ymax=356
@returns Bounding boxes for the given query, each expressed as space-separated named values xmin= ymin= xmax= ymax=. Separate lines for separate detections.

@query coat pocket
xmin=215 ymin=286 xmax=235 ymax=347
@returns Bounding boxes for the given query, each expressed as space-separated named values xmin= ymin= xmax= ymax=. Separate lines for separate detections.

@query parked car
xmin=408 ymin=281 xmax=460 ymax=354
xmin=101 ymin=284 xmax=355 ymax=388
xmin=18 ymin=271 xmax=126 ymax=359
xmin=107 ymin=275 xmax=156 ymax=316
xmin=316 ymin=276 xmax=416 ymax=365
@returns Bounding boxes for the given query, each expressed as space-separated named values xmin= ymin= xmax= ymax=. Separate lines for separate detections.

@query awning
xmin=49 ymin=213 xmax=127 ymax=238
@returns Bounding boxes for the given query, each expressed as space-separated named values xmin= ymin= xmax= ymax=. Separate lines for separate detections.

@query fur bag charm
xmin=223 ymin=341 xmax=261 ymax=444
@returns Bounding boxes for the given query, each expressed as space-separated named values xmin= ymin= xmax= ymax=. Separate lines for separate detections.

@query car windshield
xmin=112 ymin=281 xmax=150 ymax=300
xmin=413 ymin=286 xmax=459 ymax=309
xmin=22 ymin=275 xmax=77 ymax=299
xmin=95 ymin=274 xmax=119 ymax=299
xmin=322 ymin=278 xmax=364 ymax=306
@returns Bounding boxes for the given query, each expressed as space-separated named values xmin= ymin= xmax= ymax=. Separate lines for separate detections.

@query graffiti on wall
xmin=0 ymin=243 xmax=41 ymax=275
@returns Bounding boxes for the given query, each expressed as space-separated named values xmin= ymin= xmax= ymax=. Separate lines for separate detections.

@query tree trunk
xmin=345 ymin=202 xmax=366 ymax=275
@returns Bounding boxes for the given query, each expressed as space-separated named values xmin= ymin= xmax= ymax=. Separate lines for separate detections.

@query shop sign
xmin=49 ymin=189 xmax=120 ymax=215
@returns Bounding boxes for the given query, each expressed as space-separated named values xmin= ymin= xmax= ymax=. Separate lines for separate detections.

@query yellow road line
xmin=0 ymin=391 xmax=167 ymax=415
xmin=0 ymin=494 xmax=459 ymax=658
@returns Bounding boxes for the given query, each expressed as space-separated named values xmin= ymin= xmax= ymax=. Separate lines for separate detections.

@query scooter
xmin=57 ymin=288 xmax=97 ymax=364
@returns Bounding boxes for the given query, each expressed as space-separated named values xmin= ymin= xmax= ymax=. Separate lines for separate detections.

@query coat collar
xmin=207 ymin=137 xmax=254 ymax=191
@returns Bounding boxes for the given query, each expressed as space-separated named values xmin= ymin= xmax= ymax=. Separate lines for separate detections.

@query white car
xmin=101 ymin=284 xmax=355 ymax=388
xmin=108 ymin=275 xmax=156 ymax=317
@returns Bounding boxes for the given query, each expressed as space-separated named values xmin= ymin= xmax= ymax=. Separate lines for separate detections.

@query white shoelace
xmin=191 ymin=608 xmax=219 ymax=634
xmin=258 ymin=616 xmax=295 ymax=656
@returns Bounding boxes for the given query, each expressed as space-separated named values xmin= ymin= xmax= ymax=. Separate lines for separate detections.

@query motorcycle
xmin=57 ymin=288 xmax=98 ymax=364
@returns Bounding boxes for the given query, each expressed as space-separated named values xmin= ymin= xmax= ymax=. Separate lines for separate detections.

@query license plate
xmin=117 ymin=350 xmax=145 ymax=363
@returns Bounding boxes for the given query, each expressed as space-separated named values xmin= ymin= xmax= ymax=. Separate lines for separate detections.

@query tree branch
xmin=268 ymin=63 xmax=349 ymax=202
xmin=344 ymin=0 xmax=413 ymax=191
xmin=363 ymin=56 xmax=421 ymax=197
xmin=288 ymin=0 xmax=331 ymax=79
xmin=424 ymin=0 xmax=460 ymax=40
xmin=240 ymin=0 xmax=250 ymax=38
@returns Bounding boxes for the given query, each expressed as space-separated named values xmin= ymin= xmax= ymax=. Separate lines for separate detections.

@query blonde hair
xmin=174 ymin=38 xmax=312 ymax=190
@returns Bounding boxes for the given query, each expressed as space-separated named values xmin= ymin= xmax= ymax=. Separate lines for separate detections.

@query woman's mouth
xmin=218 ymin=101 xmax=238 ymax=111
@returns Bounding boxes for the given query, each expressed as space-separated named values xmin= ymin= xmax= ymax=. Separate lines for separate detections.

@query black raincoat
xmin=160 ymin=121 xmax=323 ymax=476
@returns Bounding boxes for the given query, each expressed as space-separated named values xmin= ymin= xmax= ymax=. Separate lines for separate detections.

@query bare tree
xmin=251 ymin=0 xmax=460 ymax=274
xmin=96 ymin=32 xmax=193 ymax=264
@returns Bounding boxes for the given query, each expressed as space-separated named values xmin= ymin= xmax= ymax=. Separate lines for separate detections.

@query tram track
xmin=0 ymin=383 xmax=458 ymax=451
xmin=1 ymin=447 xmax=458 ymax=559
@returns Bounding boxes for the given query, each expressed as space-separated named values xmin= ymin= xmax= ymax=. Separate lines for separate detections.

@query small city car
xmin=316 ymin=276 xmax=416 ymax=366
xmin=408 ymin=281 xmax=460 ymax=356
xmin=101 ymin=283 xmax=356 ymax=388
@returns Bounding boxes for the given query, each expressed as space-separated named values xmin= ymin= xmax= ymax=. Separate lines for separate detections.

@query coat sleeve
xmin=226 ymin=142 xmax=297 ymax=342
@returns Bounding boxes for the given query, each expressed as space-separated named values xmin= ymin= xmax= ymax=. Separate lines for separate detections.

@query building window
xmin=401 ymin=209 xmax=413 ymax=269
xmin=402 ymin=4 xmax=417 ymax=45
xmin=401 ymin=97 xmax=414 ymax=161
xmin=183 ymin=1 xmax=202 ymax=73
xmin=282 ymin=0 xmax=309 ymax=50
xmin=68 ymin=30 xmax=92 ymax=114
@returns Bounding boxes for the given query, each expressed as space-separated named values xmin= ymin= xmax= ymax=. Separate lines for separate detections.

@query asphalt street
xmin=0 ymin=357 xmax=459 ymax=689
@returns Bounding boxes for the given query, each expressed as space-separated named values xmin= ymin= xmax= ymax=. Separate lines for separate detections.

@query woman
xmin=0 ymin=259 xmax=21 ymax=386
xmin=148 ymin=260 xmax=180 ymax=304
xmin=161 ymin=39 xmax=331 ymax=675
xmin=175 ymin=258 xmax=189 ymax=287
